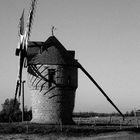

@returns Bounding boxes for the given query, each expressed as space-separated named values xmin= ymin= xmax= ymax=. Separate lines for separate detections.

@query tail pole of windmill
xmin=14 ymin=0 xmax=124 ymax=124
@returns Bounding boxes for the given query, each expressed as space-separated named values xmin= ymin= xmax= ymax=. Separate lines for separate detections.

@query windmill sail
xmin=15 ymin=9 xmax=25 ymax=101
xmin=19 ymin=10 xmax=24 ymax=37
xmin=24 ymin=0 xmax=38 ymax=67
xmin=14 ymin=80 xmax=20 ymax=104
xmin=16 ymin=10 xmax=25 ymax=56
xmin=25 ymin=0 xmax=37 ymax=44
xmin=15 ymin=0 xmax=38 ymax=100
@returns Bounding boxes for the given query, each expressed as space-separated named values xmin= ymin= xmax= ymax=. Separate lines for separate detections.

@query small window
xmin=68 ymin=76 xmax=71 ymax=85
xmin=48 ymin=69 xmax=55 ymax=87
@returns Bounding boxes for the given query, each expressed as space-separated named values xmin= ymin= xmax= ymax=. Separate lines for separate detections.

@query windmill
xmin=27 ymin=36 xmax=124 ymax=124
xmin=14 ymin=0 xmax=38 ymax=119
xmin=15 ymin=1 xmax=124 ymax=124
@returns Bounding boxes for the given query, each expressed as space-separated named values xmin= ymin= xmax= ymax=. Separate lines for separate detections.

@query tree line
xmin=0 ymin=98 xmax=32 ymax=122
xmin=73 ymin=111 xmax=135 ymax=118
xmin=0 ymin=98 xmax=136 ymax=122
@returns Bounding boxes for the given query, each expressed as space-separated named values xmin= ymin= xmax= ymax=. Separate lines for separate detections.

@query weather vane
xmin=51 ymin=26 xmax=56 ymax=36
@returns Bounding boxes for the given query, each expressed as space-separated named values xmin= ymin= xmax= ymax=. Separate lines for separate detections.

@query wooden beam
xmin=77 ymin=62 xmax=124 ymax=119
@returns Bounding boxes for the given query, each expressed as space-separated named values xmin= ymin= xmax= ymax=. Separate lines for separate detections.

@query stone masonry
xmin=27 ymin=36 xmax=78 ymax=124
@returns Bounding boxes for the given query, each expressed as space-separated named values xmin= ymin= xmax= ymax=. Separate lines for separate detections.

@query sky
xmin=0 ymin=0 xmax=140 ymax=113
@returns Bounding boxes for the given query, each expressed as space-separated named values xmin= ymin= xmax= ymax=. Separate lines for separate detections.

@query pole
xmin=22 ymin=80 xmax=26 ymax=122
xmin=77 ymin=62 xmax=125 ymax=119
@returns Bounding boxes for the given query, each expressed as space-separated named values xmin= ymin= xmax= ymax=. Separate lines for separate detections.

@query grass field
xmin=0 ymin=116 xmax=140 ymax=139
xmin=0 ymin=116 xmax=139 ymax=134
xmin=74 ymin=116 xmax=140 ymax=127
xmin=0 ymin=132 xmax=140 ymax=140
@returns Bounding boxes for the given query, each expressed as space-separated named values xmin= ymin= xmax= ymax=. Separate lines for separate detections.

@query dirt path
xmin=0 ymin=131 xmax=140 ymax=140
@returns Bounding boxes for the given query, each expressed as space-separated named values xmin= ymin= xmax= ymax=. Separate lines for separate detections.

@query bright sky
xmin=0 ymin=0 xmax=140 ymax=113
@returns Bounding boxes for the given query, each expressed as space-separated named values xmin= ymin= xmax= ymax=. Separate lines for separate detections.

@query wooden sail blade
xmin=14 ymin=80 xmax=20 ymax=100
xmin=77 ymin=62 xmax=124 ymax=119
xmin=25 ymin=0 xmax=38 ymax=42
xmin=18 ymin=9 xmax=25 ymax=37
xmin=28 ymin=0 xmax=37 ymax=39
xmin=15 ymin=0 xmax=38 ymax=110
xmin=14 ymin=80 xmax=20 ymax=106
xmin=23 ymin=0 xmax=38 ymax=66
xmin=18 ymin=49 xmax=25 ymax=97
xmin=16 ymin=10 xmax=25 ymax=56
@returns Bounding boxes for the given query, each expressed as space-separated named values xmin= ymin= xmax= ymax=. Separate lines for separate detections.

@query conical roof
xmin=27 ymin=36 xmax=77 ymax=66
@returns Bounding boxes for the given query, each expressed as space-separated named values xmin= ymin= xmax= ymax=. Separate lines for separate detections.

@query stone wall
xmin=28 ymin=64 xmax=78 ymax=124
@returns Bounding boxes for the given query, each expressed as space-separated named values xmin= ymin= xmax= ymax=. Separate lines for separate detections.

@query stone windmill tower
xmin=15 ymin=0 xmax=125 ymax=124
xmin=14 ymin=0 xmax=78 ymax=124
xmin=27 ymin=36 xmax=78 ymax=124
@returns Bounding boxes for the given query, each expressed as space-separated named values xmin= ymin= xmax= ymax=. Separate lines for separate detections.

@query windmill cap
xmin=27 ymin=36 xmax=78 ymax=66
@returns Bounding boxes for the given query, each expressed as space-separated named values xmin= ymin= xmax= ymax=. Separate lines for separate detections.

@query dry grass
xmin=74 ymin=116 xmax=140 ymax=126
xmin=0 ymin=116 xmax=139 ymax=135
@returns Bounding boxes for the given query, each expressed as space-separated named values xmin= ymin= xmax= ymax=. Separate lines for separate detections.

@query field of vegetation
xmin=0 ymin=98 xmax=140 ymax=139
xmin=74 ymin=116 xmax=140 ymax=128
xmin=0 ymin=116 xmax=140 ymax=139
xmin=0 ymin=116 xmax=139 ymax=134
xmin=0 ymin=132 xmax=140 ymax=140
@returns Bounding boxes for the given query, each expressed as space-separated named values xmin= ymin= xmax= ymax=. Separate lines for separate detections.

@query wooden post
xmin=22 ymin=80 xmax=26 ymax=122
xmin=119 ymin=119 xmax=122 ymax=129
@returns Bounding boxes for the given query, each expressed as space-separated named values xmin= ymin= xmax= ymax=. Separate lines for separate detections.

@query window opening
xmin=48 ymin=69 xmax=55 ymax=88
xmin=68 ymin=76 xmax=71 ymax=85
